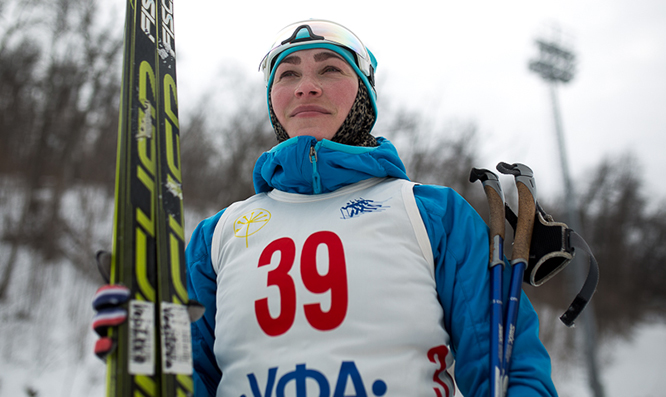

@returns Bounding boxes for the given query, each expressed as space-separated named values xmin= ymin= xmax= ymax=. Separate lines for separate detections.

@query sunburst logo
xmin=233 ymin=209 xmax=271 ymax=247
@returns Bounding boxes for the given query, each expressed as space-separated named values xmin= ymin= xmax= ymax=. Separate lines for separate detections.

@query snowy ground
xmin=0 ymin=274 xmax=664 ymax=397
xmin=557 ymin=322 xmax=666 ymax=397
xmin=0 ymin=263 xmax=107 ymax=397
xmin=605 ymin=323 xmax=666 ymax=396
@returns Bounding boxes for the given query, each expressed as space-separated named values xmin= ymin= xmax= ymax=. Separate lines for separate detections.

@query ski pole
xmin=469 ymin=168 xmax=506 ymax=397
xmin=496 ymin=162 xmax=536 ymax=396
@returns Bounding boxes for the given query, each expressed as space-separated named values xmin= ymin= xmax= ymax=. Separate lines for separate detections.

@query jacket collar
xmin=253 ymin=136 xmax=409 ymax=195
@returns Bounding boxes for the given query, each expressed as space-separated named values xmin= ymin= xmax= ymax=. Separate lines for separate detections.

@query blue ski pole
xmin=496 ymin=162 xmax=536 ymax=396
xmin=470 ymin=168 xmax=506 ymax=397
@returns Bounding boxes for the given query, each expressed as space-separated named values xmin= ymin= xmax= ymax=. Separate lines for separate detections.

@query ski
xmin=107 ymin=0 xmax=193 ymax=396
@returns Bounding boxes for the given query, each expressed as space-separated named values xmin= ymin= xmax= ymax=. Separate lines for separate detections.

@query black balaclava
xmin=268 ymin=76 xmax=378 ymax=147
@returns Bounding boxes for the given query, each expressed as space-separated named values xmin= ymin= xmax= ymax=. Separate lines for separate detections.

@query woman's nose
xmin=295 ymin=75 xmax=322 ymax=97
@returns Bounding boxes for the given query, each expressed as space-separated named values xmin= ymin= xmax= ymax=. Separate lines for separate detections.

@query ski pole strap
xmin=505 ymin=203 xmax=599 ymax=326
xmin=559 ymin=231 xmax=599 ymax=327
xmin=505 ymin=203 xmax=571 ymax=286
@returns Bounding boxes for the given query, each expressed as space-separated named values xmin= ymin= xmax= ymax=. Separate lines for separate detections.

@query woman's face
xmin=270 ymin=48 xmax=359 ymax=141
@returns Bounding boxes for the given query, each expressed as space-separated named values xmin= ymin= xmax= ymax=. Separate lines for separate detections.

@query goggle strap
xmin=280 ymin=25 xmax=325 ymax=46
xmin=369 ymin=64 xmax=375 ymax=87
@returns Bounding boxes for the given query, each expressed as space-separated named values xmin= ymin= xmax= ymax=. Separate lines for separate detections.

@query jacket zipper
xmin=309 ymin=143 xmax=322 ymax=194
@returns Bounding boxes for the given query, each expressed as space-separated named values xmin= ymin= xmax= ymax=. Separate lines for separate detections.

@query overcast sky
xmin=170 ymin=0 xmax=666 ymax=201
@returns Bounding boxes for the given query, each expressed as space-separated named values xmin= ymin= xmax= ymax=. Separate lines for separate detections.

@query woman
xmin=186 ymin=19 xmax=557 ymax=396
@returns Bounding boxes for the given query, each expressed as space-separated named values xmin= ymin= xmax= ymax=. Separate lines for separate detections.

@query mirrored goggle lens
xmin=260 ymin=20 xmax=370 ymax=72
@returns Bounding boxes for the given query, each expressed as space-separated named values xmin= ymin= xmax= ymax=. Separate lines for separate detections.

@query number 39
xmin=255 ymin=231 xmax=349 ymax=337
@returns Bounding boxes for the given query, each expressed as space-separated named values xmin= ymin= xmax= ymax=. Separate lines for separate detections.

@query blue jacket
xmin=186 ymin=136 xmax=557 ymax=396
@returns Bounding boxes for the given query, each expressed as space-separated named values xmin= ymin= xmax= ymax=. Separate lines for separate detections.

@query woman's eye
xmin=279 ymin=70 xmax=297 ymax=79
xmin=322 ymin=65 xmax=341 ymax=73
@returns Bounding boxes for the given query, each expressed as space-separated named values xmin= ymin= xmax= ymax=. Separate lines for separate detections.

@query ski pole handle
xmin=512 ymin=182 xmax=536 ymax=262
xmin=469 ymin=168 xmax=505 ymax=266
xmin=496 ymin=162 xmax=536 ymax=263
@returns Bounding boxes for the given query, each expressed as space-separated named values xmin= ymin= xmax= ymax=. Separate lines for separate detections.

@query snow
xmin=601 ymin=323 xmax=666 ymax=397
xmin=550 ymin=322 xmax=666 ymax=397
xmin=0 ymin=258 xmax=664 ymax=397
xmin=0 ymin=359 xmax=105 ymax=397
xmin=0 ymin=260 xmax=107 ymax=396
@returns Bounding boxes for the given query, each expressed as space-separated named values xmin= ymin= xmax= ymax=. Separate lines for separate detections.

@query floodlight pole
xmin=529 ymin=38 xmax=605 ymax=397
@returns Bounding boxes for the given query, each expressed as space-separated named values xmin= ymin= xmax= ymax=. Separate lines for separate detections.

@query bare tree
xmin=578 ymin=154 xmax=666 ymax=337
xmin=180 ymin=74 xmax=276 ymax=214
xmin=375 ymin=106 xmax=486 ymax=212
xmin=0 ymin=0 xmax=122 ymax=297
xmin=519 ymin=153 xmax=666 ymax=357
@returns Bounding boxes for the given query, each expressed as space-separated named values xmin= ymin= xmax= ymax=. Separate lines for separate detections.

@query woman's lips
xmin=291 ymin=105 xmax=330 ymax=117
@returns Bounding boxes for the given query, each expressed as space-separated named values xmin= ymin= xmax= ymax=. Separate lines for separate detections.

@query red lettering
xmin=255 ymin=232 xmax=349 ymax=336
xmin=302 ymin=231 xmax=348 ymax=331
xmin=428 ymin=345 xmax=453 ymax=397
xmin=255 ymin=238 xmax=297 ymax=336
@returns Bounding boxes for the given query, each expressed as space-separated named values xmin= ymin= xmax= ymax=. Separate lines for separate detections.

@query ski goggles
xmin=259 ymin=19 xmax=375 ymax=88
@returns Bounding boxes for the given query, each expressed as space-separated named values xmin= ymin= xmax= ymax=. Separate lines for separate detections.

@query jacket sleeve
xmin=413 ymin=184 xmax=557 ymax=397
xmin=186 ymin=209 xmax=226 ymax=397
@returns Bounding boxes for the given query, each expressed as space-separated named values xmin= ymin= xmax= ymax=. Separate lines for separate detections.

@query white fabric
xmin=210 ymin=178 xmax=454 ymax=396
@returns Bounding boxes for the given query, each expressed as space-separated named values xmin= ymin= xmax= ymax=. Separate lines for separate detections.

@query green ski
xmin=107 ymin=0 xmax=193 ymax=396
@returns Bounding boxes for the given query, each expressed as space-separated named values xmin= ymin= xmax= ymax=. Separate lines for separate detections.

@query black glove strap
xmin=559 ymin=231 xmax=600 ymax=327
xmin=505 ymin=203 xmax=599 ymax=327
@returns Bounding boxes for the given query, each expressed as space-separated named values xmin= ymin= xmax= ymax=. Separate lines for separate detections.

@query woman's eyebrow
xmin=314 ymin=52 xmax=345 ymax=62
xmin=278 ymin=51 xmax=344 ymax=67
xmin=280 ymin=55 xmax=301 ymax=65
